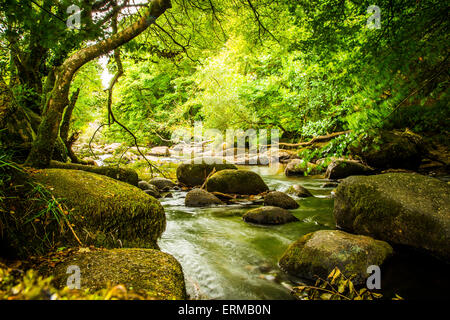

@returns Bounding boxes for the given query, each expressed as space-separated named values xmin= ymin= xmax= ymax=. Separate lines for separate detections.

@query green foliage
xmin=292 ymin=267 xmax=403 ymax=300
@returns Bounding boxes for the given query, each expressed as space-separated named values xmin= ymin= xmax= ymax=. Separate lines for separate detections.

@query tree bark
xmin=60 ymin=88 xmax=80 ymax=143
xmin=25 ymin=0 xmax=172 ymax=168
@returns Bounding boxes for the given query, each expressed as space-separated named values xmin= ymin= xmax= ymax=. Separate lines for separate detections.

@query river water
xmin=158 ymin=165 xmax=336 ymax=299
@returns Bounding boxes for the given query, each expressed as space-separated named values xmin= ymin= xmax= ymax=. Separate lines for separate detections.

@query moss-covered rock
xmin=334 ymin=173 xmax=450 ymax=261
xmin=149 ymin=177 xmax=176 ymax=191
xmin=176 ymin=158 xmax=238 ymax=187
xmin=243 ymin=206 xmax=299 ymax=225
xmin=279 ymin=230 xmax=393 ymax=285
xmin=32 ymin=169 xmax=165 ymax=250
xmin=205 ymin=169 xmax=269 ymax=195
xmin=49 ymin=161 xmax=138 ymax=186
xmin=144 ymin=186 xmax=162 ymax=198
xmin=325 ymin=159 xmax=375 ymax=180
xmin=49 ymin=248 xmax=186 ymax=300
xmin=286 ymin=185 xmax=314 ymax=198
xmin=185 ymin=188 xmax=223 ymax=207
xmin=349 ymin=130 xmax=426 ymax=170
xmin=264 ymin=191 xmax=299 ymax=209
xmin=285 ymin=159 xmax=322 ymax=176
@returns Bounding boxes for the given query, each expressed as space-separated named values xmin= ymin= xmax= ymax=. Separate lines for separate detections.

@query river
xmin=158 ymin=165 xmax=335 ymax=299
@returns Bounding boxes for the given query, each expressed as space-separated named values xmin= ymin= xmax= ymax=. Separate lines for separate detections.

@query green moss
xmin=31 ymin=169 xmax=165 ymax=250
xmin=279 ymin=230 xmax=393 ymax=285
xmin=49 ymin=160 xmax=139 ymax=186
xmin=205 ymin=169 xmax=269 ymax=195
xmin=334 ymin=173 xmax=450 ymax=261
xmin=47 ymin=248 xmax=186 ymax=300
xmin=176 ymin=159 xmax=238 ymax=187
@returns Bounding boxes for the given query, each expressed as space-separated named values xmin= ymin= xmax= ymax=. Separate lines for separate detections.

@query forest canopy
xmin=0 ymin=0 xmax=448 ymax=165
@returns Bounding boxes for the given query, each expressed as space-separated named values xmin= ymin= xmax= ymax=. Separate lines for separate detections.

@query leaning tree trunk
xmin=25 ymin=0 xmax=172 ymax=168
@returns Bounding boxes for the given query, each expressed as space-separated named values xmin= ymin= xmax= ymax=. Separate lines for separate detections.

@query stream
xmin=158 ymin=165 xmax=335 ymax=299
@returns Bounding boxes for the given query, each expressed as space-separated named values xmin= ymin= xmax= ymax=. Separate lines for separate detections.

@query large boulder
xmin=176 ymin=158 xmax=238 ymax=187
xmin=185 ymin=188 xmax=223 ymax=207
xmin=243 ymin=206 xmax=299 ymax=225
xmin=285 ymin=159 xmax=322 ymax=176
xmin=349 ymin=130 xmax=426 ymax=170
xmin=205 ymin=169 xmax=269 ymax=195
xmin=149 ymin=177 xmax=175 ymax=191
xmin=32 ymin=169 xmax=166 ymax=250
xmin=49 ymin=160 xmax=139 ymax=186
xmin=325 ymin=159 xmax=375 ymax=180
xmin=279 ymin=230 xmax=393 ymax=285
xmin=286 ymin=184 xmax=314 ymax=198
xmin=48 ymin=248 xmax=186 ymax=299
xmin=334 ymin=173 xmax=450 ymax=261
xmin=264 ymin=191 xmax=299 ymax=209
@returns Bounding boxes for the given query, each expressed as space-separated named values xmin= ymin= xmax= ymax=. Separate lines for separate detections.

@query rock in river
xmin=334 ymin=173 xmax=450 ymax=262
xmin=264 ymin=191 xmax=299 ymax=209
xmin=49 ymin=248 xmax=186 ymax=299
xmin=205 ymin=169 xmax=269 ymax=195
xmin=286 ymin=184 xmax=314 ymax=198
xmin=32 ymin=169 xmax=166 ymax=250
xmin=243 ymin=206 xmax=299 ymax=225
xmin=185 ymin=188 xmax=223 ymax=207
xmin=325 ymin=159 xmax=375 ymax=180
xmin=279 ymin=230 xmax=393 ymax=285
xmin=149 ymin=177 xmax=176 ymax=191
xmin=176 ymin=157 xmax=238 ymax=187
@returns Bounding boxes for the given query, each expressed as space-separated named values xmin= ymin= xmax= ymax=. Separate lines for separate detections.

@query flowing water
xmin=158 ymin=165 xmax=336 ymax=300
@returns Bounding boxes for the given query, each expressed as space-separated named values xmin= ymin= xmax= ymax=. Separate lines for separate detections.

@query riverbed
xmin=158 ymin=165 xmax=335 ymax=299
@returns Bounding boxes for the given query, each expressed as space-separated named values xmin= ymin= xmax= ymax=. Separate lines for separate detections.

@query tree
xmin=23 ymin=0 xmax=172 ymax=168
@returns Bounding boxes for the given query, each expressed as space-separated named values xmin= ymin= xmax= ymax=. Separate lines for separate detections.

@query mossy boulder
xmin=176 ymin=158 xmax=238 ymax=187
xmin=149 ymin=177 xmax=176 ymax=191
xmin=349 ymin=130 xmax=426 ymax=170
xmin=285 ymin=159 xmax=322 ymax=176
xmin=49 ymin=248 xmax=186 ymax=299
xmin=334 ymin=173 xmax=450 ymax=261
xmin=286 ymin=185 xmax=314 ymax=198
xmin=279 ymin=230 xmax=393 ymax=285
xmin=49 ymin=160 xmax=139 ymax=186
xmin=185 ymin=188 xmax=223 ymax=207
xmin=264 ymin=191 xmax=299 ymax=209
xmin=325 ymin=159 xmax=375 ymax=180
xmin=243 ymin=206 xmax=299 ymax=225
xmin=205 ymin=169 xmax=269 ymax=195
xmin=32 ymin=169 xmax=166 ymax=250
